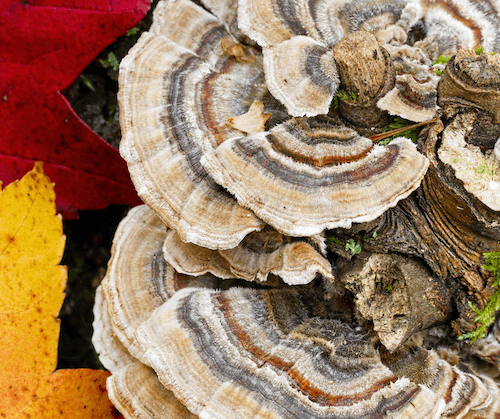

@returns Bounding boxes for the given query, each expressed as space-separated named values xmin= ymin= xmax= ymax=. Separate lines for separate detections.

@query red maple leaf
xmin=0 ymin=0 xmax=148 ymax=219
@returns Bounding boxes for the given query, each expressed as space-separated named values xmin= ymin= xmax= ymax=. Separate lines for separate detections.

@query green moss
xmin=327 ymin=232 xmax=376 ymax=256
xmin=432 ymin=55 xmax=451 ymax=75
xmin=385 ymin=281 xmax=397 ymax=293
xmin=327 ymin=236 xmax=345 ymax=246
xmin=333 ymin=90 xmax=361 ymax=109
xmin=475 ymin=46 xmax=484 ymax=55
xmin=79 ymin=74 xmax=95 ymax=91
xmin=458 ymin=252 xmax=500 ymax=343
xmin=345 ymin=239 xmax=362 ymax=255
xmin=432 ymin=55 xmax=452 ymax=65
xmin=99 ymin=52 xmax=120 ymax=71
xmin=126 ymin=27 xmax=140 ymax=37
xmin=473 ymin=158 xmax=499 ymax=179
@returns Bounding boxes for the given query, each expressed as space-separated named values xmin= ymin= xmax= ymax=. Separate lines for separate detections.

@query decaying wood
xmin=332 ymin=31 xmax=388 ymax=102
xmin=332 ymin=31 xmax=395 ymax=128
xmin=330 ymin=102 xmax=500 ymax=338
xmin=337 ymin=252 xmax=452 ymax=352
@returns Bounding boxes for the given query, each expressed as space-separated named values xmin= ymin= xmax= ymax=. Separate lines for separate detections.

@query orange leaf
xmin=0 ymin=162 xmax=121 ymax=418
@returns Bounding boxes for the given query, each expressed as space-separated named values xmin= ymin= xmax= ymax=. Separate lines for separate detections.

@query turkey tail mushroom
xmin=202 ymin=117 xmax=429 ymax=236
xmin=164 ymin=226 xmax=334 ymax=285
xmin=119 ymin=0 xmax=266 ymax=250
xmin=135 ymin=287 xmax=446 ymax=419
xmin=93 ymin=286 xmax=198 ymax=419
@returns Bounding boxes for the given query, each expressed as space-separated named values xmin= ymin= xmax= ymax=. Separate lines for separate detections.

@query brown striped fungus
xmin=95 ymin=0 xmax=500 ymax=417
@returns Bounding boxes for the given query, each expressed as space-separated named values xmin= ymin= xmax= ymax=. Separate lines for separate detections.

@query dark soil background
xmin=57 ymin=3 xmax=158 ymax=370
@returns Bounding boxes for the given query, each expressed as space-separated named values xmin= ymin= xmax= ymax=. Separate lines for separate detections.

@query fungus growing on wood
xmin=237 ymin=0 xmax=407 ymax=117
xmin=381 ymin=343 xmax=500 ymax=418
xmin=93 ymin=285 xmax=199 ymax=419
xmin=134 ymin=286 xmax=500 ymax=419
xmin=100 ymin=205 xmax=170 ymax=363
xmin=377 ymin=73 xmax=440 ymax=122
xmin=108 ymin=360 xmax=199 ymax=419
xmin=164 ymin=226 xmax=334 ymax=285
xmin=264 ymin=36 xmax=340 ymax=117
xmin=95 ymin=0 xmax=500 ymax=417
xmin=396 ymin=0 xmax=500 ymax=60
xmin=92 ymin=285 xmax=136 ymax=373
xmin=119 ymin=0 xmax=266 ymax=250
xmin=203 ymin=117 xmax=428 ymax=235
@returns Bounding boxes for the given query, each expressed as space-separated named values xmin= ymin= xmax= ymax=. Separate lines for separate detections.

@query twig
xmin=369 ymin=118 xmax=440 ymax=143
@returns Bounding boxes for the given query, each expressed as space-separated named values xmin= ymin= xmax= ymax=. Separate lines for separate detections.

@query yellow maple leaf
xmin=0 ymin=163 xmax=120 ymax=418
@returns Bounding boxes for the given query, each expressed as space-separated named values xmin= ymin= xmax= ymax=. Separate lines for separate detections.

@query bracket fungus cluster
xmin=94 ymin=0 xmax=500 ymax=417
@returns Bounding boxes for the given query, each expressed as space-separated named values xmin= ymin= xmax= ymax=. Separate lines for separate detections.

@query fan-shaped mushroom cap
xmin=238 ymin=0 xmax=409 ymax=48
xmin=238 ymin=0 xmax=407 ymax=116
xmin=164 ymin=227 xmax=334 ymax=285
xmin=398 ymin=0 xmax=500 ymax=59
xmin=134 ymin=285 xmax=500 ymax=418
xmin=149 ymin=0 xmax=222 ymax=54
xmin=382 ymin=343 xmax=500 ymax=418
xmin=163 ymin=229 xmax=235 ymax=280
xmin=495 ymin=138 xmax=500 ymax=161
xmin=237 ymin=0 xmax=315 ymax=48
xmin=200 ymin=0 xmax=251 ymax=45
xmin=101 ymin=204 xmax=285 ymax=366
xmin=94 ymin=282 xmax=198 ymax=419
xmin=203 ymin=117 xmax=429 ymax=236
xmin=438 ymin=112 xmax=500 ymax=211
xmin=136 ymin=286 xmax=449 ymax=418
xmin=119 ymin=0 xmax=267 ymax=250
xmin=377 ymin=73 xmax=439 ymax=122
xmin=264 ymin=36 xmax=340 ymax=117
xmin=100 ymin=205 xmax=171 ymax=363
xmin=92 ymin=285 xmax=136 ymax=373
xmin=108 ymin=360 xmax=198 ymax=419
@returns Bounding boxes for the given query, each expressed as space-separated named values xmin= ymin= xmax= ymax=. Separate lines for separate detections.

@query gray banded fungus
xmin=100 ymin=205 xmax=170 ymax=363
xmin=203 ymin=117 xmax=429 ymax=236
xmin=100 ymin=204 xmax=284 ymax=367
xmin=396 ymin=0 xmax=500 ymax=60
xmin=93 ymin=285 xmax=198 ymax=419
xmin=238 ymin=0 xmax=408 ymax=117
xmin=377 ymin=73 xmax=440 ymax=122
xmin=119 ymin=0 xmax=267 ymax=250
xmin=381 ymin=343 xmax=500 ymax=418
xmin=98 ymin=0 xmax=500 ymax=418
xmin=264 ymin=36 xmax=340 ymax=117
xmin=108 ymin=360 xmax=199 ymax=419
xmin=377 ymin=43 xmax=439 ymax=122
xmin=133 ymin=286 xmax=500 ymax=419
xmin=237 ymin=0 xmax=409 ymax=48
xmin=92 ymin=285 xmax=137 ymax=373
xmin=163 ymin=226 xmax=334 ymax=285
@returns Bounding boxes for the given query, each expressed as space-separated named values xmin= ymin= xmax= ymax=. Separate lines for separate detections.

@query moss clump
xmin=459 ymin=251 xmax=500 ymax=343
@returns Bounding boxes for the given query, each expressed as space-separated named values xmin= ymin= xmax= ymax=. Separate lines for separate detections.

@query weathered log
xmin=337 ymin=252 xmax=452 ymax=352
xmin=332 ymin=31 xmax=395 ymax=128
